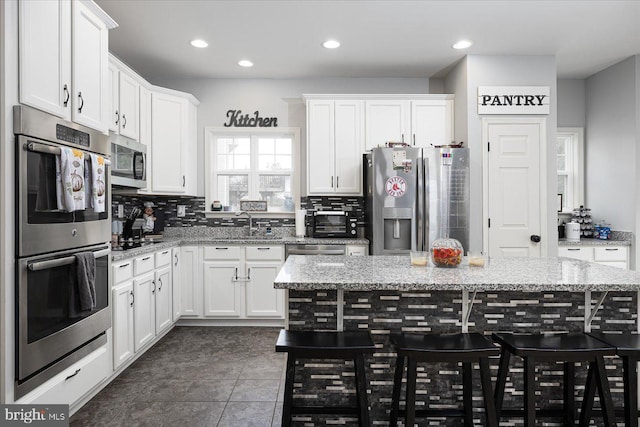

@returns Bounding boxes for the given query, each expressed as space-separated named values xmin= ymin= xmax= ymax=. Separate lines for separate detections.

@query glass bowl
xmin=431 ymin=237 xmax=463 ymax=268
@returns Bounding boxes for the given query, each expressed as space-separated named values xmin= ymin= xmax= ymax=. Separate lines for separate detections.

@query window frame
xmin=556 ymin=127 xmax=584 ymax=213
xmin=204 ymin=127 xmax=300 ymax=216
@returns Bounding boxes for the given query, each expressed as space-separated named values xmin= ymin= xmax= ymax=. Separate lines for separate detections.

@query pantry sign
xmin=478 ymin=86 xmax=550 ymax=115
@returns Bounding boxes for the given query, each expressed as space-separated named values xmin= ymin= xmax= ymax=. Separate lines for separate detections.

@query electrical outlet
xmin=177 ymin=205 xmax=186 ymax=217
xmin=117 ymin=204 xmax=124 ymax=218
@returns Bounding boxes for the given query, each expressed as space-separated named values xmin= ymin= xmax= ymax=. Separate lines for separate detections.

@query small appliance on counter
xmin=310 ymin=210 xmax=358 ymax=238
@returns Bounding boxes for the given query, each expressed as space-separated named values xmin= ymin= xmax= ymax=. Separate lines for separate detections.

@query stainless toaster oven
xmin=311 ymin=210 xmax=358 ymax=238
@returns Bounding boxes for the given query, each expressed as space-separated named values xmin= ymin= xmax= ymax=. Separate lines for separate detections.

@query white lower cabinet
xmin=112 ymin=247 xmax=178 ymax=370
xmin=16 ymin=346 xmax=109 ymax=405
xmin=155 ymin=265 xmax=173 ymax=333
xmin=133 ymin=271 xmax=155 ymax=352
xmin=201 ymin=244 xmax=285 ymax=319
xmin=559 ymin=245 xmax=629 ymax=269
xmin=112 ymin=281 xmax=134 ymax=369
xmin=172 ymin=247 xmax=182 ymax=321
xmin=179 ymin=246 xmax=202 ymax=317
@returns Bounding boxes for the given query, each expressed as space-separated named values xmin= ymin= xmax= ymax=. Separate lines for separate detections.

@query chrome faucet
xmin=235 ymin=210 xmax=257 ymax=236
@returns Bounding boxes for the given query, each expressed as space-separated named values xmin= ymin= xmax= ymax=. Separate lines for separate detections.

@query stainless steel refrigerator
xmin=364 ymin=146 xmax=469 ymax=255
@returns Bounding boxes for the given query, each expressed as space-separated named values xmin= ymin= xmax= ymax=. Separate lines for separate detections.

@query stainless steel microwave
xmin=110 ymin=133 xmax=146 ymax=188
xmin=311 ymin=210 xmax=358 ymax=238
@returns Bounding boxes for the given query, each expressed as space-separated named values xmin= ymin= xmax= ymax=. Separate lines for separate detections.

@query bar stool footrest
xmin=500 ymin=407 xmax=572 ymax=418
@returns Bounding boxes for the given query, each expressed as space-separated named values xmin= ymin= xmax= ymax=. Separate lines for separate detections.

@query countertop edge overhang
xmin=274 ymin=255 xmax=640 ymax=292
xmin=111 ymin=236 xmax=369 ymax=261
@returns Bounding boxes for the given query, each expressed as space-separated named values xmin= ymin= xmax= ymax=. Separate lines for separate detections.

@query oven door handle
xmin=26 ymin=142 xmax=111 ymax=165
xmin=28 ymin=248 xmax=111 ymax=271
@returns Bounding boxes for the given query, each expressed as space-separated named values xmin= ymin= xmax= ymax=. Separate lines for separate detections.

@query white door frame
xmin=481 ymin=117 xmax=548 ymax=257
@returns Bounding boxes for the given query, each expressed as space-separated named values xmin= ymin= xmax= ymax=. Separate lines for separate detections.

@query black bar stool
xmin=492 ymin=332 xmax=617 ymax=427
xmin=389 ymin=332 xmax=500 ymax=427
xmin=275 ymin=329 xmax=375 ymax=427
xmin=588 ymin=332 xmax=640 ymax=427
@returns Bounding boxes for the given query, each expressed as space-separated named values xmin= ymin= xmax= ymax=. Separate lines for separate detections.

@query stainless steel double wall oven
xmin=14 ymin=106 xmax=112 ymax=398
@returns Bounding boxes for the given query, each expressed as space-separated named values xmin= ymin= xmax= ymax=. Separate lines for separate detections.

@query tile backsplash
xmin=112 ymin=194 xmax=365 ymax=231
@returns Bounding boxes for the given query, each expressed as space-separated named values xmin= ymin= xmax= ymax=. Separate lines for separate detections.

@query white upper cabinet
xmin=19 ymin=0 xmax=71 ymax=119
xmin=410 ymin=99 xmax=454 ymax=147
xmin=149 ymin=90 xmax=198 ymax=195
xmin=19 ymin=0 xmax=116 ymax=133
xmin=365 ymin=100 xmax=410 ymax=149
xmin=108 ymin=55 xmax=141 ymax=140
xmin=363 ymin=95 xmax=455 ymax=150
xmin=306 ymin=98 xmax=364 ymax=196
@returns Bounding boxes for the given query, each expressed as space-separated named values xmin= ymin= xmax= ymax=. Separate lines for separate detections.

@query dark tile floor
xmin=70 ymin=326 xmax=285 ymax=427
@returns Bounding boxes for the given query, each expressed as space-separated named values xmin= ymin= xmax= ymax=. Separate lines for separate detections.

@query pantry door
xmin=483 ymin=118 xmax=547 ymax=257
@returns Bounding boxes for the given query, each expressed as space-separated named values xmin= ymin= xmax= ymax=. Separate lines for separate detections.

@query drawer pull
xmin=65 ymin=368 xmax=81 ymax=381
xmin=161 ymin=250 xmax=169 ymax=255
xmin=257 ymin=248 xmax=270 ymax=251
xmin=142 ymin=256 xmax=151 ymax=261
xmin=215 ymin=247 xmax=229 ymax=250
xmin=119 ymin=263 xmax=131 ymax=268
xmin=567 ymin=248 xmax=580 ymax=251
xmin=605 ymin=248 xmax=619 ymax=251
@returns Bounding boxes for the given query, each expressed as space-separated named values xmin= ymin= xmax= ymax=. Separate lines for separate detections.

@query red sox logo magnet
xmin=385 ymin=176 xmax=407 ymax=197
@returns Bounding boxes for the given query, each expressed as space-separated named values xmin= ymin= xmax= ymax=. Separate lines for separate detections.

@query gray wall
xmin=585 ymin=56 xmax=637 ymax=232
xmin=558 ymin=79 xmax=586 ymax=127
xmin=444 ymin=57 xmax=469 ymax=146
xmin=151 ymin=77 xmax=431 ymax=197
xmin=449 ymin=55 xmax=558 ymax=255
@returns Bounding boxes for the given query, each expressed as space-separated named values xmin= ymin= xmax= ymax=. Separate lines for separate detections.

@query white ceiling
xmin=96 ymin=0 xmax=640 ymax=82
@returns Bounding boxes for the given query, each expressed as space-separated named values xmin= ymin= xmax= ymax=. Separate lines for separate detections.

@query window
xmin=205 ymin=128 xmax=300 ymax=214
xmin=556 ymin=128 xmax=584 ymax=212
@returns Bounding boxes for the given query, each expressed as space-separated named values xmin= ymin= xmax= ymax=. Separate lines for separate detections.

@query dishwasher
xmin=285 ymin=243 xmax=346 ymax=258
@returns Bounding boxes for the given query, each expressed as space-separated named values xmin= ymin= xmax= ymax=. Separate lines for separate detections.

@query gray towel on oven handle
xmin=75 ymin=252 xmax=96 ymax=311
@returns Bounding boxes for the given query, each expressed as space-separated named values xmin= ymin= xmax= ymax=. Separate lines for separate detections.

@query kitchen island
xmin=274 ymin=255 xmax=640 ymax=426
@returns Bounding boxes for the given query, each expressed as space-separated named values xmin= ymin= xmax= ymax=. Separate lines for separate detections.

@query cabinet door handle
xmin=130 ymin=290 xmax=134 ymax=307
xmin=63 ymin=84 xmax=70 ymax=107
xmin=142 ymin=256 xmax=151 ymax=261
xmin=158 ymin=277 xmax=163 ymax=291
xmin=215 ymin=247 xmax=229 ymax=250
xmin=183 ymin=176 xmax=185 ymax=187
xmin=234 ymin=267 xmax=238 ymax=280
xmin=122 ymin=113 xmax=127 ymax=128
xmin=257 ymin=248 xmax=270 ymax=251
xmin=331 ymin=176 xmax=334 ymax=188
xmin=413 ymin=134 xmax=416 ymax=146
xmin=401 ymin=133 xmax=405 ymax=143
xmin=174 ymin=254 xmax=178 ymax=266
xmin=247 ymin=267 xmax=251 ymax=280
xmin=115 ymin=110 xmax=119 ymax=125
xmin=605 ymin=248 xmax=619 ymax=251
xmin=77 ymin=92 xmax=84 ymax=113
xmin=567 ymin=248 xmax=580 ymax=251
xmin=161 ymin=250 xmax=169 ymax=255
xmin=152 ymin=281 xmax=156 ymax=294
xmin=119 ymin=263 xmax=131 ymax=268
xmin=336 ymin=176 xmax=339 ymax=188
xmin=65 ymin=368 xmax=81 ymax=381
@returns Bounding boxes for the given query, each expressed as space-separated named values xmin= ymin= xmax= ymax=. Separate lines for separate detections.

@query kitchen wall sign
xmin=224 ymin=109 xmax=278 ymax=127
xmin=478 ymin=86 xmax=550 ymax=115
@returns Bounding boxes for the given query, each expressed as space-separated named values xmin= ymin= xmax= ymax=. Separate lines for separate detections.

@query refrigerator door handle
xmin=416 ymin=153 xmax=424 ymax=251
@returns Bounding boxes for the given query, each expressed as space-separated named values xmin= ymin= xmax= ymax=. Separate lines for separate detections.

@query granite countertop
xmin=558 ymin=238 xmax=632 ymax=247
xmin=558 ymin=230 xmax=632 ymax=247
xmin=111 ymin=236 xmax=369 ymax=262
xmin=274 ymin=255 xmax=640 ymax=292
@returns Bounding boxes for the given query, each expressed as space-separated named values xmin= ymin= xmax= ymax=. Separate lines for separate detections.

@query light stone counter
xmin=274 ymin=255 xmax=640 ymax=292
xmin=111 ymin=236 xmax=368 ymax=262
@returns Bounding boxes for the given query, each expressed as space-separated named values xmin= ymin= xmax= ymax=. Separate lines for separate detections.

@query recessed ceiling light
xmin=238 ymin=60 xmax=254 ymax=68
xmin=190 ymin=39 xmax=208 ymax=48
xmin=452 ymin=40 xmax=473 ymax=50
xmin=322 ymin=40 xmax=340 ymax=49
